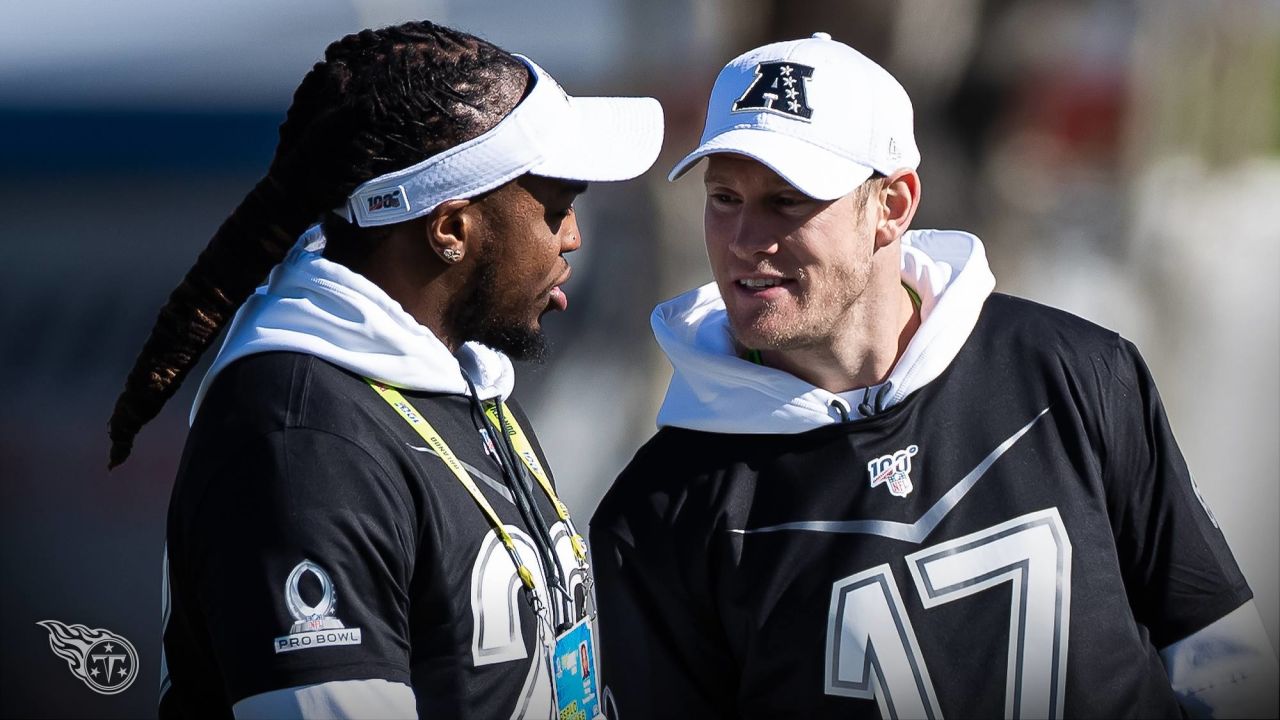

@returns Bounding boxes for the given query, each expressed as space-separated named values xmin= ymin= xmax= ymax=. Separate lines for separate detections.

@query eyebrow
xmin=703 ymin=173 xmax=799 ymax=193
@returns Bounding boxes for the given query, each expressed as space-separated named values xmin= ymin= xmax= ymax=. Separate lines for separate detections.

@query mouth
xmin=547 ymin=266 xmax=572 ymax=313
xmin=732 ymin=274 xmax=793 ymax=299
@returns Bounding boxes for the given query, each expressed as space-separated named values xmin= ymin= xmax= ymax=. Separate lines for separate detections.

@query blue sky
xmin=0 ymin=0 xmax=634 ymax=109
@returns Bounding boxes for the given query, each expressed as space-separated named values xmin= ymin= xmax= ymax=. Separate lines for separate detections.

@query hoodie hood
xmin=190 ymin=226 xmax=515 ymax=424
xmin=652 ymin=229 xmax=995 ymax=433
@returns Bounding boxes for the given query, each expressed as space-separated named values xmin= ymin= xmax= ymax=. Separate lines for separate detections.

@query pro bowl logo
xmin=867 ymin=444 xmax=919 ymax=498
xmin=274 ymin=559 xmax=363 ymax=654
xmin=37 ymin=620 xmax=139 ymax=695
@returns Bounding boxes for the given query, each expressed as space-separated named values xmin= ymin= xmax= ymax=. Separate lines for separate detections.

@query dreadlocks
xmin=107 ymin=21 xmax=528 ymax=467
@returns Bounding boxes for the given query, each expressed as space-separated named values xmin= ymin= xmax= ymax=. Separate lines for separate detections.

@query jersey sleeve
xmin=1099 ymin=339 xmax=1252 ymax=648
xmin=177 ymin=425 xmax=418 ymax=705
xmin=589 ymin=456 xmax=740 ymax=719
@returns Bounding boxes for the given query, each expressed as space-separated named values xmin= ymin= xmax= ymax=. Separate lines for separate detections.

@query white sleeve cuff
xmin=1160 ymin=600 xmax=1280 ymax=719
xmin=233 ymin=678 xmax=417 ymax=719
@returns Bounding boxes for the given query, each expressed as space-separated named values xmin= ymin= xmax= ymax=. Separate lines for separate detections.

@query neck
xmin=393 ymin=274 xmax=465 ymax=353
xmin=330 ymin=233 xmax=463 ymax=352
xmin=760 ymin=269 xmax=919 ymax=394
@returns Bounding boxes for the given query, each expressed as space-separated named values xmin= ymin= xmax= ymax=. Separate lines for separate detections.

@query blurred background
xmin=2 ymin=0 xmax=1277 ymax=716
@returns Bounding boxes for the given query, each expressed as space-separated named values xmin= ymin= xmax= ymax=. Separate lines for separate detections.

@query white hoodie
xmin=652 ymin=229 xmax=996 ymax=433
xmin=190 ymin=226 xmax=515 ymax=424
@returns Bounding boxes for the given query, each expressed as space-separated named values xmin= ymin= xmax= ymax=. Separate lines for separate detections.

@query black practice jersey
xmin=590 ymin=294 xmax=1250 ymax=719
xmin=161 ymin=352 xmax=585 ymax=719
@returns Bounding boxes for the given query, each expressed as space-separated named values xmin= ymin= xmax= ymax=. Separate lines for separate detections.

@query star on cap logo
xmin=37 ymin=620 xmax=139 ymax=695
xmin=733 ymin=61 xmax=815 ymax=120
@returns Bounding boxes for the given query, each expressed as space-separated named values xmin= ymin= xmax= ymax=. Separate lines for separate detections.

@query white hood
xmin=652 ymin=229 xmax=995 ymax=433
xmin=190 ymin=226 xmax=515 ymax=424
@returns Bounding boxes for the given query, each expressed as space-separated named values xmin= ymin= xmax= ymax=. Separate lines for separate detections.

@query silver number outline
xmin=827 ymin=508 xmax=1072 ymax=719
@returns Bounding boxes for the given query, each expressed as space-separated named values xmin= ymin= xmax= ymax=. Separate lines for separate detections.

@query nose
xmin=728 ymin=211 xmax=779 ymax=260
xmin=561 ymin=214 xmax=582 ymax=254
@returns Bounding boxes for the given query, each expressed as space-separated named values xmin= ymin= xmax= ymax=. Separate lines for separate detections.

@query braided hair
xmin=107 ymin=21 xmax=529 ymax=468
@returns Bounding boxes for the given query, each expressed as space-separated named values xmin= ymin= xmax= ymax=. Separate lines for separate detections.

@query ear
xmin=427 ymin=198 xmax=477 ymax=264
xmin=874 ymin=169 xmax=921 ymax=249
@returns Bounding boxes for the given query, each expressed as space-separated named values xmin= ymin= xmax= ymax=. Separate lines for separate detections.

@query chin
xmin=479 ymin=324 xmax=549 ymax=363
xmin=728 ymin=307 xmax=795 ymax=348
xmin=730 ymin=314 xmax=823 ymax=352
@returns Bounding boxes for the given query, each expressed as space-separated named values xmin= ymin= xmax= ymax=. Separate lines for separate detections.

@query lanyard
xmin=366 ymin=379 xmax=537 ymax=592
xmin=482 ymin=402 xmax=588 ymax=565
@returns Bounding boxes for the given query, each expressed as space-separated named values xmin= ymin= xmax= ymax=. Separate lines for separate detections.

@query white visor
xmin=336 ymin=54 xmax=664 ymax=227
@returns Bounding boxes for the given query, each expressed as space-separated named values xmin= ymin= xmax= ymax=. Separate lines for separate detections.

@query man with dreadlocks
xmin=107 ymin=21 xmax=662 ymax=719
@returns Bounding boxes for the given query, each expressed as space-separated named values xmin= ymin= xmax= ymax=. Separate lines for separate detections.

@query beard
xmin=727 ymin=263 xmax=869 ymax=352
xmin=730 ymin=301 xmax=817 ymax=350
xmin=450 ymin=258 xmax=549 ymax=363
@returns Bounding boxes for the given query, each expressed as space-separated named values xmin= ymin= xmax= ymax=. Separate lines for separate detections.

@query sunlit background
xmin=2 ymin=1 xmax=1277 ymax=717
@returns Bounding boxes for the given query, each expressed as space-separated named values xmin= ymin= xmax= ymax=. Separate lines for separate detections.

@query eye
xmin=772 ymin=194 xmax=816 ymax=214
xmin=546 ymin=204 xmax=575 ymax=227
xmin=707 ymin=191 xmax=740 ymax=206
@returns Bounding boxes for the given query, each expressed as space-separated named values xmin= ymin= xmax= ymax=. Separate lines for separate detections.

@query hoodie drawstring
xmin=828 ymin=396 xmax=852 ymax=422
xmin=856 ymin=382 xmax=894 ymax=419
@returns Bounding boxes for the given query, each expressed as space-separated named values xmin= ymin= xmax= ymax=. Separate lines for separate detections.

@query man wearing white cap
xmin=108 ymin=21 xmax=662 ymax=719
xmin=590 ymin=33 xmax=1276 ymax=719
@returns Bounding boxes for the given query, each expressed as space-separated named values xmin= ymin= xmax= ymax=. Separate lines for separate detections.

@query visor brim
xmin=531 ymin=96 xmax=665 ymax=183
xmin=668 ymin=127 xmax=873 ymax=201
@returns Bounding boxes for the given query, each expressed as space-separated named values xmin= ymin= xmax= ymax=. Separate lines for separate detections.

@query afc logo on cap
xmin=733 ymin=61 xmax=815 ymax=120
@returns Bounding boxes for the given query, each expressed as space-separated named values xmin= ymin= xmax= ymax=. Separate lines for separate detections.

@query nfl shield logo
xmin=867 ymin=445 xmax=919 ymax=498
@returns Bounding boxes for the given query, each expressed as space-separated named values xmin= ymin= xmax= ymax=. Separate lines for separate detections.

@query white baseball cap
xmin=337 ymin=54 xmax=665 ymax=227
xmin=669 ymin=32 xmax=919 ymax=200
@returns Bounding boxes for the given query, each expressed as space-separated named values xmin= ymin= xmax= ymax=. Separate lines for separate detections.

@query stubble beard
xmin=450 ymin=258 xmax=549 ymax=363
xmin=729 ymin=264 xmax=867 ymax=352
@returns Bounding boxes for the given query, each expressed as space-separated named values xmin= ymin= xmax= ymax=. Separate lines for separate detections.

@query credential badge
xmin=274 ymin=559 xmax=363 ymax=654
xmin=867 ymin=444 xmax=919 ymax=498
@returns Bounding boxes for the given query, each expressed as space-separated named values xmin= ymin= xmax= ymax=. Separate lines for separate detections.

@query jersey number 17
xmin=825 ymin=507 xmax=1072 ymax=720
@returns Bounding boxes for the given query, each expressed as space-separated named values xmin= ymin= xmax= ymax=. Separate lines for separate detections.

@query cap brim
xmin=531 ymin=96 xmax=664 ymax=183
xmin=668 ymin=128 xmax=873 ymax=201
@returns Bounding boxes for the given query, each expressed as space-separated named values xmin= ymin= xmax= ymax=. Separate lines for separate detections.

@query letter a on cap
xmin=733 ymin=61 xmax=815 ymax=120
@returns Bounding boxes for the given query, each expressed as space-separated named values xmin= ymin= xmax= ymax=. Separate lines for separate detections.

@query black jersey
xmin=161 ymin=352 xmax=584 ymax=719
xmin=590 ymin=294 xmax=1250 ymax=719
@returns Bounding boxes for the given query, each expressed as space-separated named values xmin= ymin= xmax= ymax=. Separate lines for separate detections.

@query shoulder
xmin=978 ymin=293 xmax=1123 ymax=354
xmin=967 ymin=294 xmax=1162 ymax=451
xmin=180 ymin=353 xmax=409 ymax=506
xmin=613 ymin=426 xmax=739 ymax=487
xmin=967 ymin=293 xmax=1144 ymax=383
xmin=194 ymin=351 xmax=389 ymax=439
xmin=174 ymin=374 xmax=416 ymax=556
xmin=592 ymin=426 xmax=751 ymax=534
